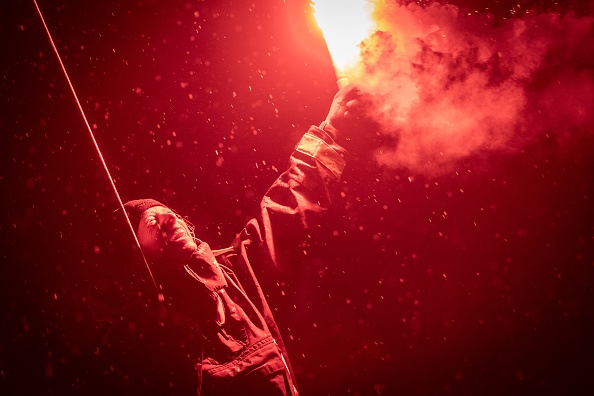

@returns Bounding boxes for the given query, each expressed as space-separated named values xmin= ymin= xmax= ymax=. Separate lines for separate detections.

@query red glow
xmin=313 ymin=0 xmax=375 ymax=79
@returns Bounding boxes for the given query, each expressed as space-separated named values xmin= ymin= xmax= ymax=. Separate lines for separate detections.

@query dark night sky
xmin=1 ymin=0 xmax=593 ymax=395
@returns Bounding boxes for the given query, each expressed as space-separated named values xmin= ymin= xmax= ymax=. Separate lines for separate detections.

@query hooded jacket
xmin=98 ymin=125 xmax=347 ymax=394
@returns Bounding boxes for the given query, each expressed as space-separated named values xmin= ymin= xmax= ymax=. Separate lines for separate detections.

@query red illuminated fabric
xmin=295 ymin=131 xmax=346 ymax=179
xmin=154 ymin=126 xmax=346 ymax=395
xmin=261 ymin=125 xmax=347 ymax=270
xmin=123 ymin=198 xmax=165 ymax=230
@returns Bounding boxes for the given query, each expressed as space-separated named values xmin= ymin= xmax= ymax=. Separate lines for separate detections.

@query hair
xmin=177 ymin=213 xmax=197 ymax=243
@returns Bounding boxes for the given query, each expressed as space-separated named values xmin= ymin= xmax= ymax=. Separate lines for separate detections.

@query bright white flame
xmin=313 ymin=0 xmax=375 ymax=75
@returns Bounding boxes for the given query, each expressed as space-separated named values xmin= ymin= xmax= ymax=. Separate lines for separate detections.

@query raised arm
xmin=259 ymin=84 xmax=371 ymax=269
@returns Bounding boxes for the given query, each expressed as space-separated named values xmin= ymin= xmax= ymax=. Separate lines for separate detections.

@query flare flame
xmin=313 ymin=0 xmax=375 ymax=85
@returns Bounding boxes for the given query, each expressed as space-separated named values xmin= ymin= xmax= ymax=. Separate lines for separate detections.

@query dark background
xmin=1 ymin=0 xmax=593 ymax=395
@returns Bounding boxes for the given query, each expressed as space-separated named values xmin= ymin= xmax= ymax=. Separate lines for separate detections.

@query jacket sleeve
xmin=260 ymin=125 xmax=348 ymax=270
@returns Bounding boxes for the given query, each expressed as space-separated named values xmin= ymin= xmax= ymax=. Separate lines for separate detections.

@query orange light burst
xmin=313 ymin=0 xmax=375 ymax=86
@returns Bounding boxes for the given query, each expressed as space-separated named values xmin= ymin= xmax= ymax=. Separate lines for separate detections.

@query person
xmin=114 ymin=84 xmax=372 ymax=395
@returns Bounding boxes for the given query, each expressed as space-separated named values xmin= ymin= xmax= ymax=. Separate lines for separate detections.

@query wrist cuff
xmin=296 ymin=132 xmax=346 ymax=179
xmin=319 ymin=121 xmax=339 ymax=141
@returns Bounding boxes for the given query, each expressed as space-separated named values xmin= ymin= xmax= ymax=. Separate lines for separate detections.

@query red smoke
xmin=350 ymin=1 xmax=594 ymax=176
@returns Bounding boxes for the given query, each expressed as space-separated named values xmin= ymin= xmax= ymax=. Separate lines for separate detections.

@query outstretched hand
xmin=320 ymin=84 xmax=378 ymax=149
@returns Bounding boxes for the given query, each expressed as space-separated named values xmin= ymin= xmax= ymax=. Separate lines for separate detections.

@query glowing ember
xmin=313 ymin=0 xmax=375 ymax=81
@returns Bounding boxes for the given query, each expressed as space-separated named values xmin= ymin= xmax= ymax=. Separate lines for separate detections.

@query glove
xmin=320 ymin=84 xmax=375 ymax=147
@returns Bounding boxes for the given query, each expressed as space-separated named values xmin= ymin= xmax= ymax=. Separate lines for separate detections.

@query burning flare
xmin=313 ymin=0 xmax=375 ymax=86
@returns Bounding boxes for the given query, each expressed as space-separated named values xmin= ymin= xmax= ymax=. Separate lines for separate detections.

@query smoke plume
xmin=350 ymin=1 xmax=594 ymax=176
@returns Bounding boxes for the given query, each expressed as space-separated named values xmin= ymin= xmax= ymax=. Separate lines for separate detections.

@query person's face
xmin=136 ymin=205 xmax=198 ymax=260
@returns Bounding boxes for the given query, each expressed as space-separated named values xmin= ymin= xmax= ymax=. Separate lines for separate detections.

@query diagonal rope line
xmin=33 ymin=0 xmax=161 ymax=300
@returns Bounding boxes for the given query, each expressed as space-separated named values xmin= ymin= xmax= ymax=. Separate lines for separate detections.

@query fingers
xmin=335 ymin=83 xmax=362 ymax=103
xmin=323 ymin=83 xmax=376 ymax=144
xmin=343 ymin=96 xmax=372 ymax=119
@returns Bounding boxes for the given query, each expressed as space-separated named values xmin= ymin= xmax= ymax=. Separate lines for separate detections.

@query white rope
xmin=33 ymin=0 xmax=162 ymax=300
